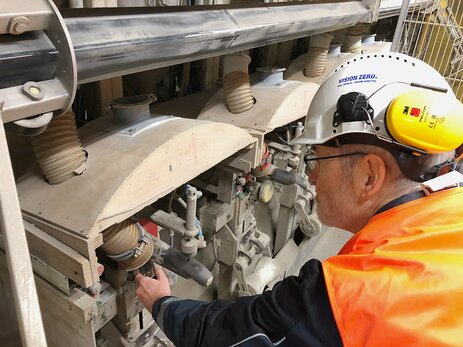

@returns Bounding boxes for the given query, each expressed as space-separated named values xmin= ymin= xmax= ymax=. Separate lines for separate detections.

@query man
xmin=136 ymin=53 xmax=463 ymax=346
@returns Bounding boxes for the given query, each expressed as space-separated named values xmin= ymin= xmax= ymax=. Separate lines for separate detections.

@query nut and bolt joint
xmin=8 ymin=16 xmax=30 ymax=35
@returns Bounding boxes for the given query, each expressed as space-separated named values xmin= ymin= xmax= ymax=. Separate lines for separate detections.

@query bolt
xmin=22 ymin=81 xmax=45 ymax=101
xmin=237 ymin=177 xmax=247 ymax=186
xmin=8 ymin=16 xmax=30 ymax=35
xmin=29 ymin=86 xmax=40 ymax=96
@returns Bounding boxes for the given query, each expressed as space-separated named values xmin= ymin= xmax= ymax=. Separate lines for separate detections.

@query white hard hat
xmin=294 ymin=53 xmax=461 ymax=148
xmin=293 ymin=52 xmax=463 ymax=181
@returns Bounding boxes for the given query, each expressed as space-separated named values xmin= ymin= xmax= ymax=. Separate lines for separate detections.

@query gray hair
xmin=340 ymin=144 xmax=455 ymax=195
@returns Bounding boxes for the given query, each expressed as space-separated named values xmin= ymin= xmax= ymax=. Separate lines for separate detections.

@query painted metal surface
xmin=16 ymin=116 xmax=255 ymax=238
xmin=198 ymin=79 xmax=319 ymax=133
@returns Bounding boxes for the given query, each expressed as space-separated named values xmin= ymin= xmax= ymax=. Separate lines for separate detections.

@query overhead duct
xmin=0 ymin=1 xmax=373 ymax=90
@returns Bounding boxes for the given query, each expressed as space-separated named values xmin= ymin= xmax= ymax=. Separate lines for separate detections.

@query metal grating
xmin=396 ymin=0 xmax=463 ymax=101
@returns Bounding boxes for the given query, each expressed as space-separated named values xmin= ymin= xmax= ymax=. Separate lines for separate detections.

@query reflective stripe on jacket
xmin=323 ymin=187 xmax=463 ymax=347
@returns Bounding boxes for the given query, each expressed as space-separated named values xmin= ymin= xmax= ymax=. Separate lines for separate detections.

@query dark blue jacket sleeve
xmin=152 ymin=259 xmax=342 ymax=347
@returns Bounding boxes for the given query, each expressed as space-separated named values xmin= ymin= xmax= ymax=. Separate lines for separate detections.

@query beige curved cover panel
xmin=17 ymin=116 xmax=255 ymax=238
xmin=197 ymin=80 xmax=318 ymax=133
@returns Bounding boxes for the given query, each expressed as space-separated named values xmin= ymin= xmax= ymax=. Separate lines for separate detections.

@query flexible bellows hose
xmin=223 ymin=71 xmax=255 ymax=114
xmin=223 ymin=54 xmax=255 ymax=114
xmin=304 ymin=47 xmax=329 ymax=78
xmin=30 ymin=111 xmax=86 ymax=185
xmin=304 ymin=33 xmax=333 ymax=78
xmin=101 ymin=219 xmax=154 ymax=271
xmin=344 ymin=34 xmax=363 ymax=54
xmin=101 ymin=219 xmax=139 ymax=255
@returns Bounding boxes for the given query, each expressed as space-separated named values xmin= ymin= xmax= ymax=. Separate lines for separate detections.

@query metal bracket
xmin=294 ymin=199 xmax=321 ymax=238
xmin=0 ymin=0 xmax=77 ymax=128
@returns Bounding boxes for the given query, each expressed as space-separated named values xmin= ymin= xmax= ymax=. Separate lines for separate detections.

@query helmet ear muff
xmin=333 ymin=92 xmax=374 ymax=127
xmin=385 ymin=89 xmax=463 ymax=154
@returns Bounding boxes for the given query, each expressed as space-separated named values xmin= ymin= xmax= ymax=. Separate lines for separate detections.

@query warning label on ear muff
xmin=338 ymin=74 xmax=378 ymax=87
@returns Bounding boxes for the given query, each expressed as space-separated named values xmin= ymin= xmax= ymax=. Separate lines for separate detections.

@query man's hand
xmin=135 ymin=266 xmax=172 ymax=313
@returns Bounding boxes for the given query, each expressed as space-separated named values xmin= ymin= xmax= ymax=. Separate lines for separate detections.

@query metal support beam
xmin=0 ymin=108 xmax=47 ymax=346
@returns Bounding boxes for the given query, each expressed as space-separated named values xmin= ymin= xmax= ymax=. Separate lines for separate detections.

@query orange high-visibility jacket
xmin=323 ymin=187 xmax=463 ymax=347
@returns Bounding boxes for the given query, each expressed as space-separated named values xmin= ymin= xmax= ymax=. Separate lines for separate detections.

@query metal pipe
xmin=1 ymin=2 xmax=370 ymax=86
xmin=391 ymin=0 xmax=411 ymax=52
xmin=185 ymin=186 xmax=197 ymax=232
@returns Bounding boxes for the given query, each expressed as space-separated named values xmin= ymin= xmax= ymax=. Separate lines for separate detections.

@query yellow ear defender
xmin=386 ymin=90 xmax=463 ymax=154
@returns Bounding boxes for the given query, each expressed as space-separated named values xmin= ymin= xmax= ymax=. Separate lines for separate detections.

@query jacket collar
xmin=375 ymin=190 xmax=427 ymax=215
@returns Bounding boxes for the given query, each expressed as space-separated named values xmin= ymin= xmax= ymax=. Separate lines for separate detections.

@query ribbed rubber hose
xmin=303 ymin=46 xmax=329 ymax=78
xmin=102 ymin=219 xmax=154 ymax=271
xmin=344 ymin=34 xmax=363 ymax=54
xmin=101 ymin=219 xmax=139 ymax=254
xmin=223 ymin=71 xmax=255 ymax=114
xmin=30 ymin=111 xmax=86 ymax=185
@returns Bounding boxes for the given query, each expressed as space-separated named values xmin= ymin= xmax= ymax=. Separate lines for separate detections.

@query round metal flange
xmin=109 ymin=94 xmax=157 ymax=109
xmin=6 ymin=113 xmax=53 ymax=136
xmin=44 ymin=0 xmax=77 ymax=119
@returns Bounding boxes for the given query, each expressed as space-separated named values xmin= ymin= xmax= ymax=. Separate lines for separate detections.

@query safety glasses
xmin=304 ymin=150 xmax=366 ymax=172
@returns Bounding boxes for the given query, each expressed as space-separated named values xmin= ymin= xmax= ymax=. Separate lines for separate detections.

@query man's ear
xmin=353 ymin=154 xmax=387 ymax=203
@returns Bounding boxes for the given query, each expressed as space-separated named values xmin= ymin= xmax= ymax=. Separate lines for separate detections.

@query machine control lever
xmin=270 ymin=167 xmax=308 ymax=189
xmin=151 ymin=237 xmax=213 ymax=287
